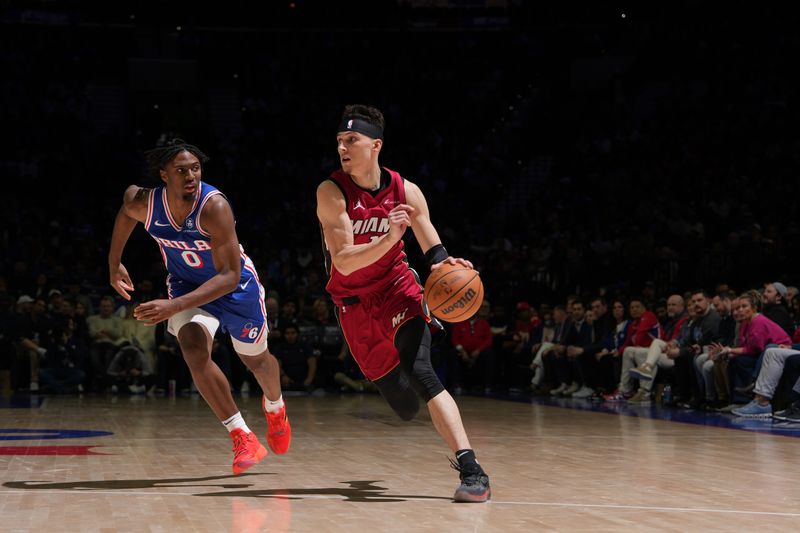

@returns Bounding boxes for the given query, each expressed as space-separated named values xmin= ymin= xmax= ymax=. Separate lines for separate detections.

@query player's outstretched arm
xmin=109 ymin=185 xmax=149 ymax=300
xmin=316 ymin=180 xmax=413 ymax=276
xmin=404 ymin=180 xmax=473 ymax=271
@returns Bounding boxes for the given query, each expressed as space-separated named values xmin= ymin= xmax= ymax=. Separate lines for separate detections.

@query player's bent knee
xmin=177 ymin=323 xmax=211 ymax=354
xmin=170 ymin=308 xmax=220 ymax=340
xmin=394 ymin=401 xmax=420 ymax=421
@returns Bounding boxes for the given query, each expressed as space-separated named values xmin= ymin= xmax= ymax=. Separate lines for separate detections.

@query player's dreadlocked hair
xmin=144 ymin=138 xmax=209 ymax=178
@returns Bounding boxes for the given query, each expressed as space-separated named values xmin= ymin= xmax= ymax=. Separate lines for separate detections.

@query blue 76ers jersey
xmin=143 ymin=181 xmax=267 ymax=342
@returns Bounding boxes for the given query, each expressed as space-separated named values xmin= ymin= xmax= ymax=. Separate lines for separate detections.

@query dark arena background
xmin=1 ymin=1 xmax=799 ymax=531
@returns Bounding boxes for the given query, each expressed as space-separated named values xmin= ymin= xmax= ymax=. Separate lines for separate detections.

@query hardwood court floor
xmin=1 ymin=392 xmax=799 ymax=532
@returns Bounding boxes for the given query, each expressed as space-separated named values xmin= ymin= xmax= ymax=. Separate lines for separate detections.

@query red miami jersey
xmin=323 ymin=167 xmax=411 ymax=302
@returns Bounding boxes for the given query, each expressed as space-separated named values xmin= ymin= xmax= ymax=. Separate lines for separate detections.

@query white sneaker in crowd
xmin=562 ymin=382 xmax=580 ymax=396
xmin=572 ymin=386 xmax=594 ymax=399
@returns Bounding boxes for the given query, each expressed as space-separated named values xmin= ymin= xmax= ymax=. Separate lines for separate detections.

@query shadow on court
xmin=2 ymin=472 xmax=268 ymax=491
xmin=196 ymin=480 xmax=452 ymax=502
xmin=3 ymin=476 xmax=450 ymax=502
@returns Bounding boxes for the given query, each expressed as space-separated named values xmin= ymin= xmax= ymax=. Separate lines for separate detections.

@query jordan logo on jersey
xmin=353 ymin=199 xmax=365 ymax=210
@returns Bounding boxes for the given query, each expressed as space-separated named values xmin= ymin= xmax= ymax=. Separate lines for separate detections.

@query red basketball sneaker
xmin=230 ymin=428 xmax=267 ymax=475
xmin=263 ymin=396 xmax=291 ymax=455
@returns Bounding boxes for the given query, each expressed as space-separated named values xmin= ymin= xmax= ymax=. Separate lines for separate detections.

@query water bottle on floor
xmin=663 ymin=384 xmax=673 ymax=405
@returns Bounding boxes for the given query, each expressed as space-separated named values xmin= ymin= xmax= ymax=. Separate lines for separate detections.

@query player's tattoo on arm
xmin=133 ymin=187 xmax=151 ymax=203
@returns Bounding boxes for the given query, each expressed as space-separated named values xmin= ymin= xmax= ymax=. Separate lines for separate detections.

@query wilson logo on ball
xmin=440 ymin=287 xmax=477 ymax=315
xmin=424 ymin=263 xmax=484 ymax=323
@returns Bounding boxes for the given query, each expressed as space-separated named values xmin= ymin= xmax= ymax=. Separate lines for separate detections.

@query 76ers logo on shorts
xmin=241 ymin=322 xmax=260 ymax=339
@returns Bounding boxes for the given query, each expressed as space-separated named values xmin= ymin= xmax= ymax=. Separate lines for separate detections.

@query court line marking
xmin=0 ymin=489 xmax=798 ymax=517
xmin=487 ymin=500 xmax=800 ymax=517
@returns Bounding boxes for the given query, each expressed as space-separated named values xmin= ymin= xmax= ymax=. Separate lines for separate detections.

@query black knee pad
xmin=374 ymin=366 xmax=421 ymax=421
xmin=394 ymin=400 xmax=420 ymax=421
xmin=395 ymin=317 xmax=445 ymax=402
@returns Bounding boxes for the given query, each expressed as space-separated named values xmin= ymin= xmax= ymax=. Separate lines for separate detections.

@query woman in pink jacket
xmin=709 ymin=290 xmax=791 ymax=413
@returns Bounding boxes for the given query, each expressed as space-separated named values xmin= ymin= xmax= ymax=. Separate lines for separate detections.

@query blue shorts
xmin=166 ymin=271 xmax=268 ymax=347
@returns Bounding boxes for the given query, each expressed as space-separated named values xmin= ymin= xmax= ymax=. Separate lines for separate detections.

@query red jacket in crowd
xmin=451 ymin=317 xmax=493 ymax=354
xmin=620 ymin=311 xmax=660 ymax=351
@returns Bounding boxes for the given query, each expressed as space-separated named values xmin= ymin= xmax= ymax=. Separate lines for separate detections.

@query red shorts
xmin=337 ymin=269 xmax=429 ymax=381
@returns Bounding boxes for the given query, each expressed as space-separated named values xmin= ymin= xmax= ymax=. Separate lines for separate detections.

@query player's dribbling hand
xmin=110 ymin=263 xmax=135 ymax=300
xmin=387 ymin=204 xmax=414 ymax=242
xmin=133 ymin=299 xmax=178 ymax=326
xmin=431 ymin=256 xmax=474 ymax=271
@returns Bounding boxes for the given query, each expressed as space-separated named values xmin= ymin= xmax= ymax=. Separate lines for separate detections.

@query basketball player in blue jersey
xmin=108 ymin=139 xmax=290 ymax=475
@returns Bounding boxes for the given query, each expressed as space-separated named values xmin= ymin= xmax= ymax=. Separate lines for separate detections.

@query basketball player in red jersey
xmin=316 ymin=105 xmax=491 ymax=502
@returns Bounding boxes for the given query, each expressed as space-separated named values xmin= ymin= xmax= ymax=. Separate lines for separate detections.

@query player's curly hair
xmin=145 ymin=137 xmax=209 ymax=178
xmin=341 ymin=104 xmax=385 ymax=131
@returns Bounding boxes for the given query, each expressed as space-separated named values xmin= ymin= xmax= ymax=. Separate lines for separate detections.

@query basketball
xmin=424 ymin=263 xmax=484 ymax=323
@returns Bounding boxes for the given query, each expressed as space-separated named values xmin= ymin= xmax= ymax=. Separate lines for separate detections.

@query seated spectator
xmin=732 ymin=344 xmax=800 ymax=418
xmin=761 ymin=282 xmax=794 ymax=336
xmin=265 ymin=296 xmax=284 ymax=346
xmin=708 ymin=290 xmax=791 ymax=414
xmin=499 ymin=301 xmax=535 ymax=380
xmin=119 ymin=301 xmax=157 ymax=371
xmin=555 ymin=300 xmax=593 ymax=398
xmin=565 ymin=296 xmax=618 ymax=397
xmin=273 ymin=324 xmax=318 ymax=392
xmin=300 ymin=298 xmax=342 ymax=388
xmin=107 ymin=343 xmax=155 ymax=394
xmin=47 ymin=289 xmax=64 ymax=314
xmin=584 ymin=299 xmax=631 ymax=394
xmin=87 ymin=295 xmax=124 ymax=391
xmin=39 ymin=326 xmax=85 ymax=394
xmin=603 ymin=298 xmax=660 ymax=402
xmin=155 ymin=327 xmax=190 ymax=394
xmin=543 ymin=305 xmax=572 ymax=395
xmin=334 ymin=345 xmax=377 ymax=393
xmin=672 ymin=291 xmax=721 ymax=409
xmin=448 ymin=302 xmax=495 ymax=395
xmin=64 ymin=278 xmax=93 ymax=316
xmin=710 ymin=290 xmax=736 ymax=404
xmin=498 ymin=300 xmax=536 ymax=389
xmin=14 ymin=295 xmax=54 ymax=392
xmin=528 ymin=309 xmax=558 ymax=391
xmin=0 ymin=292 xmax=14 ymax=395
xmin=773 ymin=372 xmax=800 ymax=421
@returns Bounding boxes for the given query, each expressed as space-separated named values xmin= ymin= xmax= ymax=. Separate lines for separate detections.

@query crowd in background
xmin=2 ymin=4 xmax=800 ymax=419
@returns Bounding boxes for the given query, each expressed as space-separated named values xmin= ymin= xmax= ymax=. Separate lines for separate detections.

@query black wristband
xmin=425 ymin=244 xmax=449 ymax=267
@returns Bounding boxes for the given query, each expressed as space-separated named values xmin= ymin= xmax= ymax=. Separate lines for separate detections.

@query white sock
xmin=263 ymin=394 xmax=285 ymax=414
xmin=222 ymin=412 xmax=251 ymax=433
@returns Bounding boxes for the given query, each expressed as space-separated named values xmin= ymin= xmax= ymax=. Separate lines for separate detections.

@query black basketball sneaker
xmin=450 ymin=458 xmax=491 ymax=502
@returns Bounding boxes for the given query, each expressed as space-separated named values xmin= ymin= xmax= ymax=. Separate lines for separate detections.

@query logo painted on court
xmin=0 ymin=428 xmax=114 ymax=456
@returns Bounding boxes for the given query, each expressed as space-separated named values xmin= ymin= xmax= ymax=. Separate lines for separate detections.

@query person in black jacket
xmin=762 ymin=282 xmax=794 ymax=337
xmin=567 ymin=297 xmax=616 ymax=396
